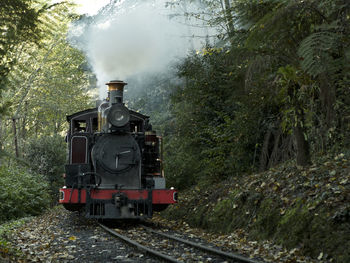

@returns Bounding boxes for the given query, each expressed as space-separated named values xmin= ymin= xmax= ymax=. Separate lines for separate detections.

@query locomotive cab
xmin=59 ymin=80 xmax=177 ymax=219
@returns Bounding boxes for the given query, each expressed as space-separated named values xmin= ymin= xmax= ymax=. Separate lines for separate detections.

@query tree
xmin=24 ymin=135 xmax=66 ymax=202
xmin=0 ymin=0 xmax=46 ymax=107
xmin=0 ymin=0 xmax=42 ymax=157
xmin=164 ymin=0 xmax=350 ymax=190
xmin=240 ymin=0 xmax=350 ymax=162
xmin=0 ymin=1 xmax=94 ymax=158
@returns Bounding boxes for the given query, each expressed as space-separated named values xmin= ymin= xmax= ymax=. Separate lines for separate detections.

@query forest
xmin=0 ymin=0 xmax=94 ymax=221
xmin=0 ymin=0 xmax=349 ymax=261
xmin=126 ymin=0 xmax=350 ymax=189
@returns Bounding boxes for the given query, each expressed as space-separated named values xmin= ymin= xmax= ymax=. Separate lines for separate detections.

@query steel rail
xmin=141 ymin=225 xmax=264 ymax=263
xmin=98 ymin=222 xmax=182 ymax=263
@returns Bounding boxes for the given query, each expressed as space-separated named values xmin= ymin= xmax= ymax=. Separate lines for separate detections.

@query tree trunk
xmin=294 ymin=120 xmax=311 ymax=167
xmin=0 ymin=118 xmax=2 ymax=151
xmin=21 ymin=101 xmax=28 ymax=141
xmin=259 ymin=129 xmax=272 ymax=172
xmin=223 ymin=0 xmax=235 ymax=45
xmin=12 ymin=118 xmax=19 ymax=158
xmin=181 ymin=1 xmax=195 ymax=50
xmin=318 ymin=74 xmax=336 ymax=129
xmin=0 ymin=118 xmax=2 ymax=165
xmin=268 ymin=129 xmax=282 ymax=168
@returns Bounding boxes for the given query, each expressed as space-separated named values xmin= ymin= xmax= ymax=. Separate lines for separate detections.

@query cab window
xmin=73 ymin=120 xmax=87 ymax=133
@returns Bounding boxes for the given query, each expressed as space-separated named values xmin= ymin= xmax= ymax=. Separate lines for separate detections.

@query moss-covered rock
xmin=275 ymin=199 xmax=313 ymax=247
xmin=251 ymin=198 xmax=280 ymax=240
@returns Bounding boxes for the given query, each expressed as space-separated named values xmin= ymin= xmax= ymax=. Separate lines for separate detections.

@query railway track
xmin=98 ymin=222 xmax=264 ymax=263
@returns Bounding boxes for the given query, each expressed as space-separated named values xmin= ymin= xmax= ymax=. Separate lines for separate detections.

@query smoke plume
xmin=69 ymin=0 xmax=209 ymax=98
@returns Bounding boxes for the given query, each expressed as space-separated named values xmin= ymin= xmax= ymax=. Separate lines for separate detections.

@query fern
xmin=245 ymin=0 xmax=326 ymax=59
xmin=245 ymin=54 xmax=278 ymax=89
xmin=298 ymin=27 xmax=341 ymax=77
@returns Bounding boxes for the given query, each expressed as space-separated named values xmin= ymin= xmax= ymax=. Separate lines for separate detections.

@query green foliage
xmin=23 ymin=135 xmax=66 ymax=202
xmin=3 ymin=1 xmax=94 ymax=136
xmin=161 ymin=0 xmax=350 ymax=188
xmin=164 ymin=140 xmax=200 ymax=189
xmin=0 ymin=164 xmax=50 ymax=223
xmin=298 ymin=23 xmax=343 ymax=77
xmin=0 ymin=0 xmax=41 ymax=101
xmin=277 ymin=65 xmax=315 ymax=132
xmin=0 ymin=0 xmax=94 ymax=160
xmin=164 ymin=46 xmax=267 ymax=186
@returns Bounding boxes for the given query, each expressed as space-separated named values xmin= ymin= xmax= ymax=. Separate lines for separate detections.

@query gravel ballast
xmin=1 ymin=207 xmax=157 ymax=262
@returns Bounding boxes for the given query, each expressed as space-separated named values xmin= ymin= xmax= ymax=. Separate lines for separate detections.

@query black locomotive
xmin=59 ymin=80 xmax=177 ymax=219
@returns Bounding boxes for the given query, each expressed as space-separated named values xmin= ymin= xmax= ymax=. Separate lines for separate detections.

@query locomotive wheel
xmin=153 ymin=204 xmax=169 ymax=212
xmin=63 ymin=203 xmax=84 ymax=212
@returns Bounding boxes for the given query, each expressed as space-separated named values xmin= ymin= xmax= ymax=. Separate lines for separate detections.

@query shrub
xmin=23 ymin=135 xmax=66 ymax=202
xmin=0 ymin=164 xmax=50 ymax=224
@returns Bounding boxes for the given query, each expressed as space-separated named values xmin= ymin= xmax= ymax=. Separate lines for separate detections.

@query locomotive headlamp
xmin=107 ymin=104 xmax=130 ymax=127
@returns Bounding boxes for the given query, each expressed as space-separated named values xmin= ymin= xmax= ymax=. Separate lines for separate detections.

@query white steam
xmin=89 ymin=6 xmax=185 ymax=80
xmin=70 ymin=0 xmax=211 ymax=98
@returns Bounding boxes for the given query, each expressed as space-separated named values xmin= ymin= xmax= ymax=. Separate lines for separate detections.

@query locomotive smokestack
xmin=106 ymin=80 xmax=127 ymax=104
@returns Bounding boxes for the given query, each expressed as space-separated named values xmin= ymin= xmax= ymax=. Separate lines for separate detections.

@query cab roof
xmin=66 ymin=107 xmax=149 ymax=122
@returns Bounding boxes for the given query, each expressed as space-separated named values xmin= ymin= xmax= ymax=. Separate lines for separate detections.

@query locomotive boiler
xmin=59 ymin=80 xmax=177 ymax=219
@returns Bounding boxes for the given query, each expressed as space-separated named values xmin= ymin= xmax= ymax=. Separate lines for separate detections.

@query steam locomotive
xmin=59 ymin=80 xmax=177 ymax=219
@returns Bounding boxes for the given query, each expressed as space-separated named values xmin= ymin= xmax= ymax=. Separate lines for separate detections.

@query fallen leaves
xmin=159 ymin=152 xmax=350 ymax=262
xmin=153 ymin=211 xmax=324 ymax=263
xmin=68 ymin=235 xmax=77 ymax=241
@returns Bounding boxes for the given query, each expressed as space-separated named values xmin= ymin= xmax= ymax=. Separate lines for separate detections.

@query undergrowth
xmin=162 ymin=152 xmax=350 ymax=262
xmin=0 ymin=160 xmax=51 ymax=224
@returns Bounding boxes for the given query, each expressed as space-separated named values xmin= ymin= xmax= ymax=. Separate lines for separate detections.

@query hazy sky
xmin=73 ymin=0 xmax=110 ymax=15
